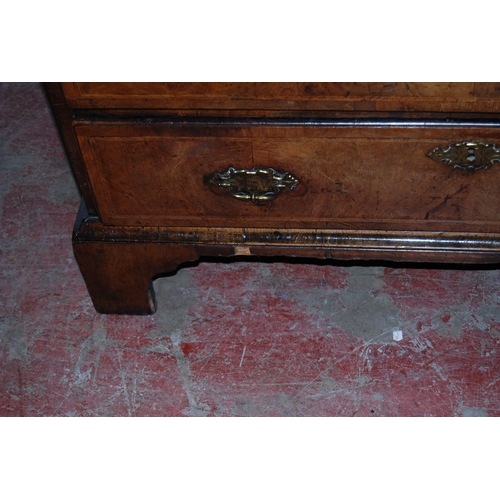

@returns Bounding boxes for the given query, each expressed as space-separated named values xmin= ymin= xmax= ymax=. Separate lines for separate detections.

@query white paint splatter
xmin=393 ymin=330 xmax=403 ymax=341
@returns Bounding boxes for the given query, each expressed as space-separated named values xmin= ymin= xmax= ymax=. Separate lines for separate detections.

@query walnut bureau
xmin=45 ymin=83 xmax=500 ymax=315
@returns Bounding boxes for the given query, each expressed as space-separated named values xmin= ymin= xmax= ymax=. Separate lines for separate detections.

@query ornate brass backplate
xmin=208 ymin=167 xmax=300 ymax=203
xmin=427 ymin=141 xmax=500 ymax=172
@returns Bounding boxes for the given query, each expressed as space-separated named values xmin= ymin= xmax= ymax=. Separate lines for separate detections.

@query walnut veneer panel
xmin=61 ymin=83 xmax=500 ymax=113
xmin=75 ymin=122 xmax=500 ymax=232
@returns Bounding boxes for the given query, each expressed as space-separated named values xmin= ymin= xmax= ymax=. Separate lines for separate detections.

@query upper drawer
xmin=75 ymin=121 xmax=500 ymax=232
xmin=62 ymin=83 xmax=500 ymax=114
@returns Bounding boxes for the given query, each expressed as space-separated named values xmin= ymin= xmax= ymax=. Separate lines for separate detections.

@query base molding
xmin=72 ymin=201 xmax=500 ymax=314
xmin=75 ymin=218 xmax=500 ymax=262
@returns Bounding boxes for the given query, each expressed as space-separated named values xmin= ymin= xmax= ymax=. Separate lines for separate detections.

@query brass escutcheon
xmin=427 ymin=141 xmax=500 ymax=172
xmin=208 ymin=166 xmax=300 ymax=203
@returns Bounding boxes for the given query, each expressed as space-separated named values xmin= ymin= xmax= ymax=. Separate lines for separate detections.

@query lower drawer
xmin=75 ymin=121 xmax=500 ymax=232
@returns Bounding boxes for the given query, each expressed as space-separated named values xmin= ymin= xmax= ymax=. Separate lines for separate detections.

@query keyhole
xmin=467 ymin=147 xmax=476 ymax=162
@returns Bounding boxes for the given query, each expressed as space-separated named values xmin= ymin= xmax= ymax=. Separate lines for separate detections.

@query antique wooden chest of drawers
xmin=46 ymin=83 xmax=500 ymax=314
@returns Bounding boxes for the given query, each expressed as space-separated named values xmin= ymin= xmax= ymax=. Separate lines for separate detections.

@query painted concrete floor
xmin=1 ymin=82 xmax=500 ymax=417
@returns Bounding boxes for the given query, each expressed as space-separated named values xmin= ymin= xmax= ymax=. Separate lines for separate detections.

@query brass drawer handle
xmin=208 ymin=166 xmax=300 ymax=203
xmin=427 ymin=141 xmax=500 ymax=172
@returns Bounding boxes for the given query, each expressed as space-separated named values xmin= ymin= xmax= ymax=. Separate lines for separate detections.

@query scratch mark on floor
xmin=239 ymin=345 xmax=247 ymax=367
xmin=294 ymin=328 xmax=396 ymax=397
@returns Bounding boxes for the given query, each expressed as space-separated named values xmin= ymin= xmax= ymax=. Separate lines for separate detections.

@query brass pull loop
xmin=208 ymin=167 xmax=300 ymax=203
xmin=427 ymin=141 xmax=500 ymax=172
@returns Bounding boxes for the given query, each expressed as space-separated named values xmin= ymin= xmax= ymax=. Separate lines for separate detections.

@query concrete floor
xmin=1 ymin=82 xmax=500 ymax=416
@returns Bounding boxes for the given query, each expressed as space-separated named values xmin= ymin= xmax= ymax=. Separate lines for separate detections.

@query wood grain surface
xmin=75 ymin=122 xmax=500 ymax=232
xmin=61 ymin=82 xmax=500 ymax=113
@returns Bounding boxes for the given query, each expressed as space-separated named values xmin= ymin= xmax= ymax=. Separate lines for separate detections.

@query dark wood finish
xmin=73 ymin=237 xmax=199 ymax=314
xmin=74 ymin=121 xmax=500 ymax=232
xmin=73 ymin=212 xmax=500 ymax=314
xmin=46 ymin=83 xmax=500 ymax=314
xmin=44 ymin=83 xmax=99 ymax=216
xmin=75 ymin=215 xmax=500 ymax=263
xmin=61 ymin=82 xmax=500 ymax=113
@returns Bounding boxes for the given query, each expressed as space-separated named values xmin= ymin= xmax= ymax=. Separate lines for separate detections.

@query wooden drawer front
xmin=75 ymin=122 xmax=500 ymax=231
xmin=62 ymin=83 xmax=500 ymax=113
